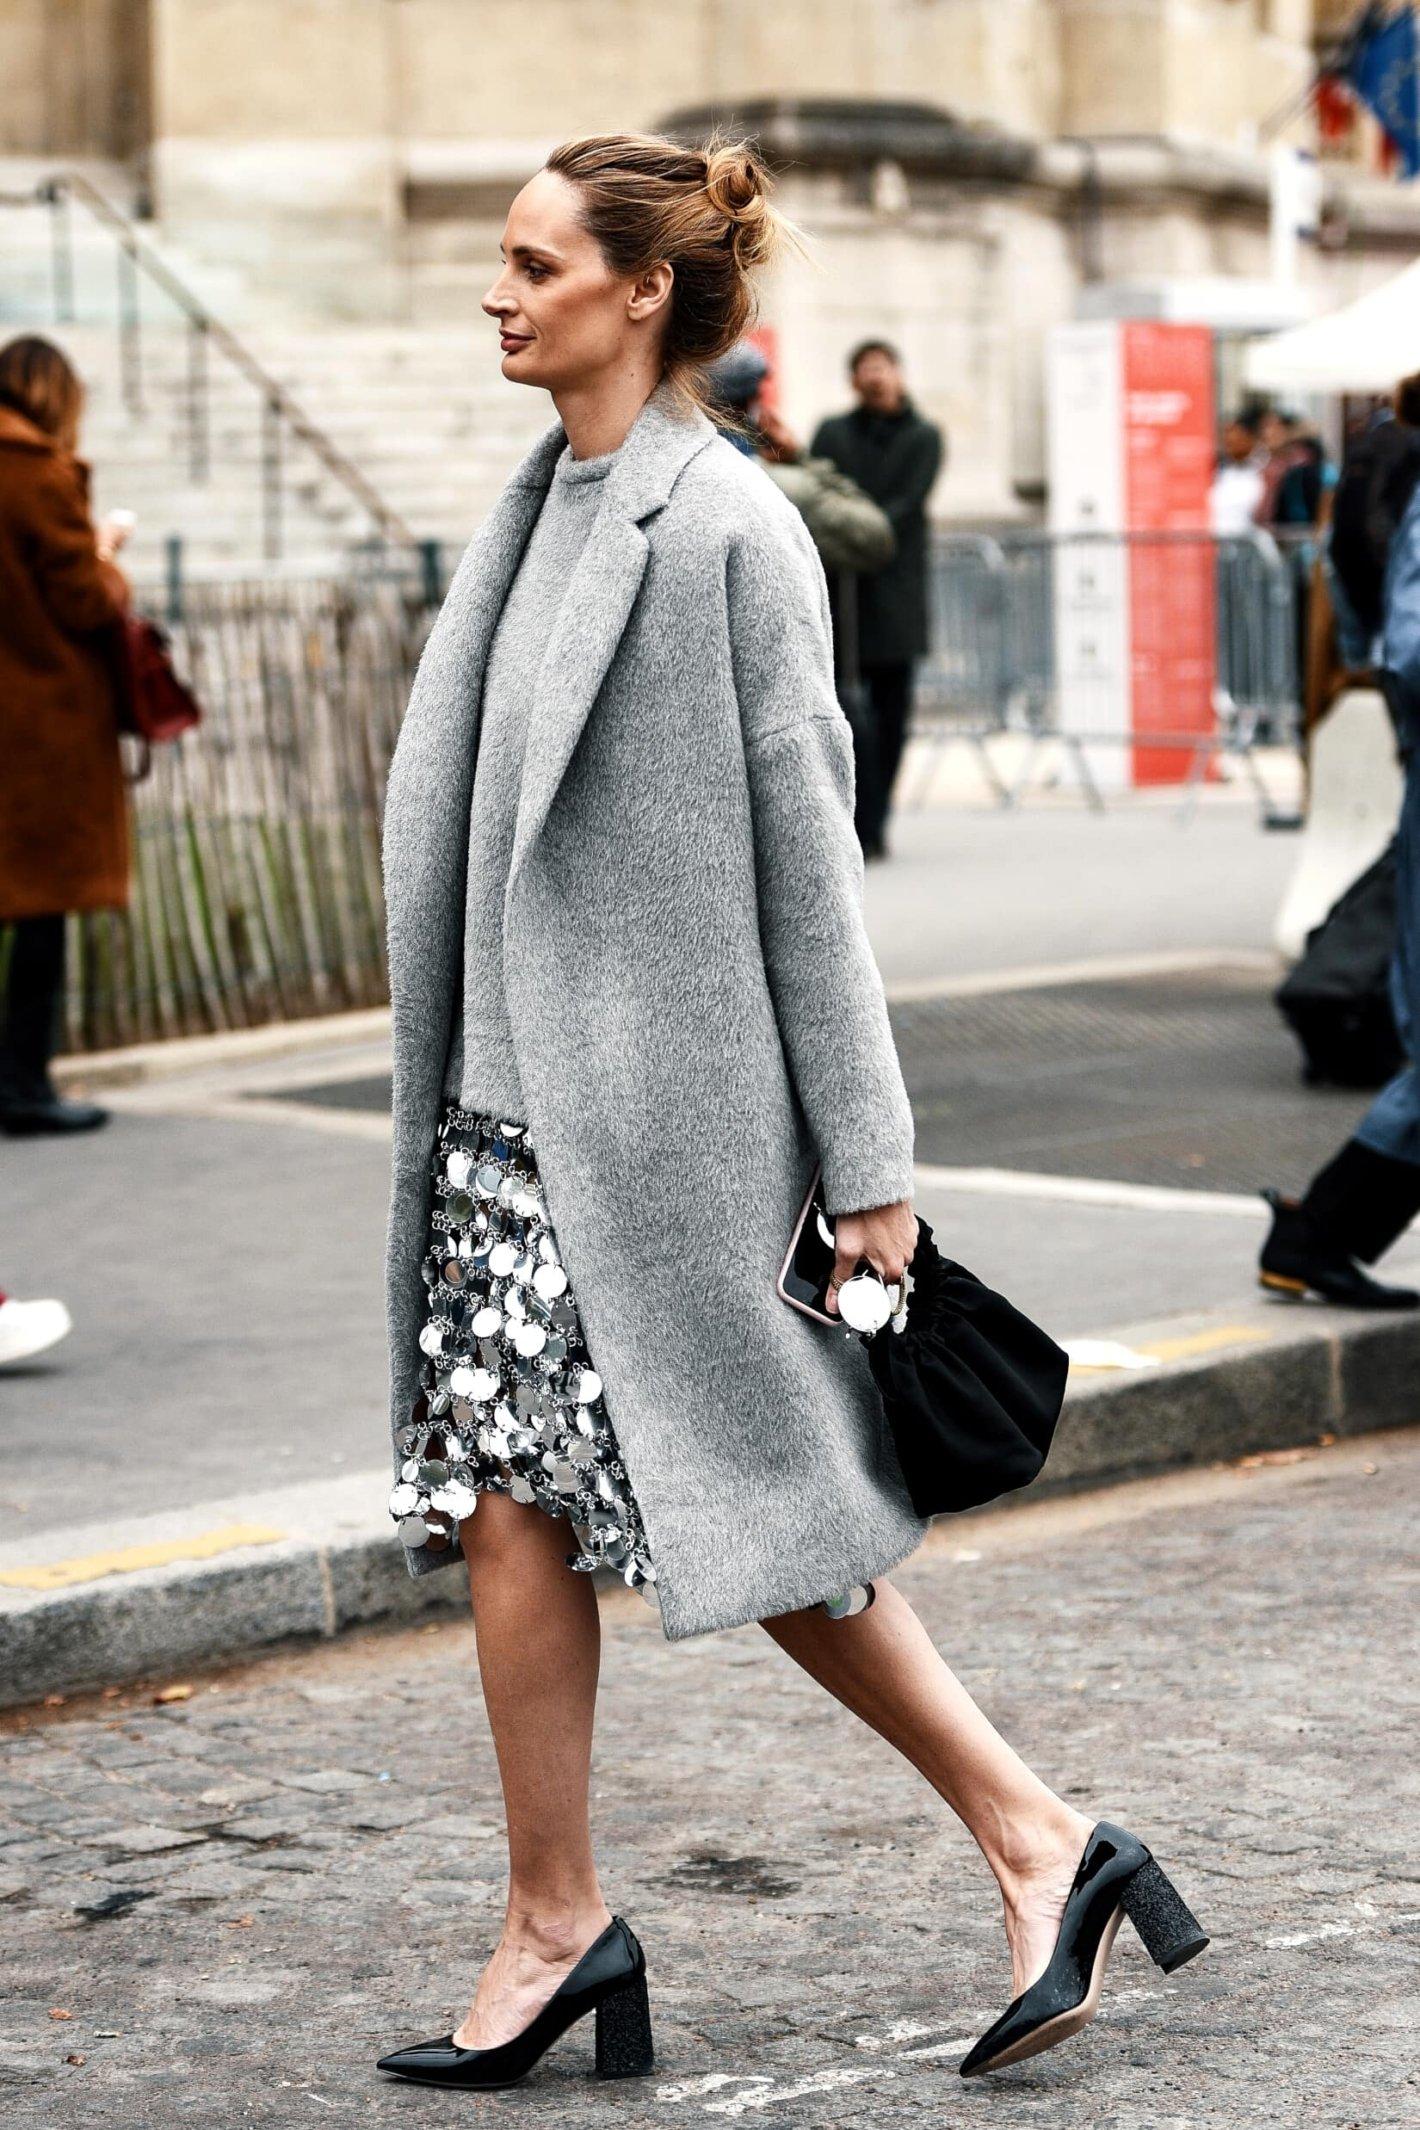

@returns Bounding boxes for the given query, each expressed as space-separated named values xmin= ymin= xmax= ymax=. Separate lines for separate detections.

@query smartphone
xmin=776 ymin=1163 xmax=840 ymax=1327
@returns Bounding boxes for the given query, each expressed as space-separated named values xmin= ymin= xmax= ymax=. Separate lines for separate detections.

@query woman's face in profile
xmin=481 ymin=169 xmax=668 ymax=393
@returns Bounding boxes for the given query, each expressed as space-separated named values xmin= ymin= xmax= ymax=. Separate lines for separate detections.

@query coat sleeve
xmin=728 ymin=510 xmax=916 ymax=1217
xmin=25 ymin=455 xmax=130 ymax=636
xmin=793 ymin=458 xmax=896 ymax=575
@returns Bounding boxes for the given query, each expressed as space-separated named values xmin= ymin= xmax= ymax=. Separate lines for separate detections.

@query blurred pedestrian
xmin=811 ymin=342 xmax=943 ymax=859
xmin=1258 ymin=408 xmax=1332 ymax=695
xmin=704 ymin=342 xmax=894 ymax=836
xmin=0 ymin=335 xmax=132 ymax=1135
xmin=373 ymin=128 xmax=1206 ymax=2099
xmin=1209 ymin=407 xmax=1268 ymax=534
xmin=1258 ymin=407 xmax=1328 ymax=531
xmin=1262 ymin=377 xmax=1420 ymax=1306
xmin=703 ymin=341 xmax=894 ymax=577
xmin=1326 ymin=375 xmax=1420 ymax=669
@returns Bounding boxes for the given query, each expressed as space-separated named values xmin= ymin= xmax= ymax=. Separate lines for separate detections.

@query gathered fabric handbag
xmin=862 ymin=1214 xmax=1069 ymax=1517
xmin=111 ymin=613 xmax=203 ymax=782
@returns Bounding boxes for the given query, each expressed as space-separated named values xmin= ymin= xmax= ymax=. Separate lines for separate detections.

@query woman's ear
xmin=628 ymin=260 xmax=674 ymax=325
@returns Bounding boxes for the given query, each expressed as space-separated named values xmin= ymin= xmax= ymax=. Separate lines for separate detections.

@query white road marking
xmin=853 ymin=2018 xmax=942 ymax=2050
xmin=657 ymin=2075 xmax=777 ymax=2106
xmin=913 ymin=1164 xmax=1267 ymax=1219
xmin=703 ymin=2067 xmax=885 ymax=2114
xmin=1264 ymin=1921 xmax=1356 ymax=1949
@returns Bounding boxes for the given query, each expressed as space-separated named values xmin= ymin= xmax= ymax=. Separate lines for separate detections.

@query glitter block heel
xmin=1120 ymin=1854 xmax=1210 ymax=1972
xmin=595 ymin=1963 xmax=655 ymax=2078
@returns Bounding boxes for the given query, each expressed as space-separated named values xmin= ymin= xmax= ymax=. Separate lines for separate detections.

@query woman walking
xmin=0 ymin=335 xmax=130 ymax=1135
xmin=376 ymin=132 xmax=1207 ymax=2091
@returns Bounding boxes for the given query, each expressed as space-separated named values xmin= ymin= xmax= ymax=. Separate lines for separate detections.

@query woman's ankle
xmin=985 ymin=1798 xmax=1093 ymax=1899
xmin=500 ymin=1893 xmax=613 ymax=1962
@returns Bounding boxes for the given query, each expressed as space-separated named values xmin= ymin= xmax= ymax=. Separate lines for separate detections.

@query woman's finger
xmin=827 ymin=1226 xmax=863 ymax=1316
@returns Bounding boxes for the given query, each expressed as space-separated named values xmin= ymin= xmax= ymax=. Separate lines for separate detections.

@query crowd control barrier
xmin=910 ymin=528 xmax=1303 ymax=811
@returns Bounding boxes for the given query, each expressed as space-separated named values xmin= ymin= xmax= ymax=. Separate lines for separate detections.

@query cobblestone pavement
xmin=2 ymin=1432 xmax=1415 ymax=2129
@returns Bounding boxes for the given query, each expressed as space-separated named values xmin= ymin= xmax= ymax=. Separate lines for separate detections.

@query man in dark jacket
xmin=812 ymin=343 xmax=944 ymax=857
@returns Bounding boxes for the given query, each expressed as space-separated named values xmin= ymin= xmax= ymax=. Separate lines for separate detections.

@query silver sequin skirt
xmin=389 ymin=1099 xmax=875 ymax=1625
xmin=389 ymin=1102 xmax=660 ymax=1605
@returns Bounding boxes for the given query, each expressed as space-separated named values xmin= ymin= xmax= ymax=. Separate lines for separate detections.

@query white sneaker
xmin=0 ymin=1295 xmax=73 ymax=1366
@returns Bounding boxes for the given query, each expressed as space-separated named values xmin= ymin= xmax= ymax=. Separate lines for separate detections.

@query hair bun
xmin=703 ymin=145 xmax=762 ymax=218
xmin=701 ymin=139 xmax=775 ymax=267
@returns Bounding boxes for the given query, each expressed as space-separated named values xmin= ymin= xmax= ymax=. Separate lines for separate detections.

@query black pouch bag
xmin=864 ymin=1215 xmax=1069 ymax=1518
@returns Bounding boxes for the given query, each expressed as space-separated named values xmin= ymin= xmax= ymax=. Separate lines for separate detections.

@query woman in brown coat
xmin=0 ymin=336 xmax=131 ymax=1134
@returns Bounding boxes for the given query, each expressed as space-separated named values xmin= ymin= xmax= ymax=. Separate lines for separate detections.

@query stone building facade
xmin=4 ymin=0 xmax=1418 ymax=519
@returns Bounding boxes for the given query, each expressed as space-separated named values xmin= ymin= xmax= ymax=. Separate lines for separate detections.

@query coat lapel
xmin=382 ymin=424 xmax=559 ymax=1065
xmin=506 ymin=379 xmax=718 ymax=902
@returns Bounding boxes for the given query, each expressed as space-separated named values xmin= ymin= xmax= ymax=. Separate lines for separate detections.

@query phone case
xmin=776 ymin=1162 xmax=840 ymax=1328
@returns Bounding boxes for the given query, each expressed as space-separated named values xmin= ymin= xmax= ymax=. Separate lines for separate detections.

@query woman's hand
xmin=825 ymin=1198 xmax=917 ymax=1316
xmin=97 ymin=510 xmax=134 ymax=562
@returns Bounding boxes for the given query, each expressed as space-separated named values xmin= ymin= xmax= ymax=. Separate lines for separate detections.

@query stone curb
xmin=2 ymin=1302 xmax=1415 ymax=1710
xmin=51 ymin=1007 xmax=393 ymax=1092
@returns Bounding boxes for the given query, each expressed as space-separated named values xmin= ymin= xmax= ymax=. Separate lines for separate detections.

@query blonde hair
xmin=0 ymin=334 xmax=84 ymax=453
xmin=544 ymin=130 xmax=792 ymax=415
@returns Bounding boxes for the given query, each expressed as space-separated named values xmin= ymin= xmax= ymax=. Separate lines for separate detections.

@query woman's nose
xmin=482 ymin=271 xmax=514 ymax=318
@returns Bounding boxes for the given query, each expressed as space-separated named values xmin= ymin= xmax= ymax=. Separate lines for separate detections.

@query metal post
xmin=418 ymin=537 xmax=445 ymax=608
xmin=48 ymin=184 xmax=74 ymax=324
xmin=187 ymin=317 xmax=209 ymax=483
xmin=117 ymin=241 xmax=143 ymax=417
xmin=165 ymin=534 xmax=184 ymax=625
xmin=261 ymin=396 xmax=282 ymax=564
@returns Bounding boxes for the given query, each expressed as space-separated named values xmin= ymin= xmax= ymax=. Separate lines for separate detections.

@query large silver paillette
xmin=392 ymin=1099 xmax=875 ymax=1623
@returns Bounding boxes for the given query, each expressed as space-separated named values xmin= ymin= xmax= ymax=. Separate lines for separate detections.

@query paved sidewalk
xmin=1 ymin=1430 xmax=1414 ymax=2128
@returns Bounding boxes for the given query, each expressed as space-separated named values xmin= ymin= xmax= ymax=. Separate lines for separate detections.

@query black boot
xmin=0 ymin=916 xmax=108 ymax=1137
xmin=1301 ymin=1137 xmax=1420 ymax=1262
xmin=1259 ymin=1138 xmax=1420 ymax=1308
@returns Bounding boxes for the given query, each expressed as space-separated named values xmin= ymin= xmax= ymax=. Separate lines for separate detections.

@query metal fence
xmin=63 ymin=578 xmax=433 ymax=1052
xmin=48 ymin=526 xmax=1311 ymax=1049
xmin=913 ymin=528 xmax=1304 ymax=805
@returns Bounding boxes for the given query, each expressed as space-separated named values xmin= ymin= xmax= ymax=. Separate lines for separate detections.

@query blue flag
xmin=1348 ymin=3 xmax=1420 ymax=179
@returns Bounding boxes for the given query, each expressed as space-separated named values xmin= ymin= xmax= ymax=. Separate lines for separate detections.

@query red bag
xmin=112 ymin=612 xmax=203 ymax=782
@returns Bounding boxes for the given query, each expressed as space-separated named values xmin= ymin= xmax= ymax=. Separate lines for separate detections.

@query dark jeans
xmin=0 ymin=913 xmax=66 ymax=1100
xmin=855 ymin=661 xmax=915 ymax=853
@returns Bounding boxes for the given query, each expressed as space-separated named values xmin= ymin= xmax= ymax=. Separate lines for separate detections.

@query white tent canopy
xmin=1242 ymin=258 xmax=1420 ymax=394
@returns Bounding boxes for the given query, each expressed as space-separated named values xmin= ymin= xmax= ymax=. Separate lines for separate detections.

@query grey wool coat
xmin=381 ymin=376 xmax=927 ymax=1640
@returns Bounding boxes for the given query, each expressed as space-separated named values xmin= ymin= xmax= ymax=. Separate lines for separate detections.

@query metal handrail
xmin=7 ymin=169 xmax=416 ymax=562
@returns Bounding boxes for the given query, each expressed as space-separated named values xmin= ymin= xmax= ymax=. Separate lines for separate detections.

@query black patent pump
xmin=376 ymin=1915 xmax=653 ymax=2091
xmin=959 ymin=1823 xmax=1208 ymax=2078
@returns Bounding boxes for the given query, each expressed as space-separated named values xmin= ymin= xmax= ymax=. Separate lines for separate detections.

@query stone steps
xmin=0 ymin=167 xmax=546 ymax=572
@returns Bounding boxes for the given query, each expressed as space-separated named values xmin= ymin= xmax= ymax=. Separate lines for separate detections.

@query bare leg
xmin=452 ymin=1491 xmax=613 ymax=2047
xmin=762 ymin=1580 xmax=1093 ymax=1995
